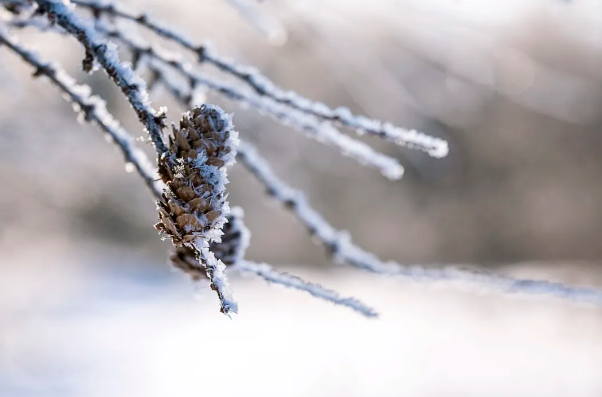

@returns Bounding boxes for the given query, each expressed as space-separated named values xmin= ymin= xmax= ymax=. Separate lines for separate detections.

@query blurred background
xmin=1 ymin=0 xmax=602 ymax=395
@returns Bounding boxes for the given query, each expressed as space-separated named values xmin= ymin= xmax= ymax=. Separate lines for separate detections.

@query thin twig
xmin=236 ymin=261 xmax=378 ymax=317
xmin=194 ymin=241 xmax=238 ymax=315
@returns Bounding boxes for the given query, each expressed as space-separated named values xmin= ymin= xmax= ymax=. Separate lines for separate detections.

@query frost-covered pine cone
xmin=170 ymin=207 xmax=250 ymax=280
xmin=155 ymin=104 xmax=239 ymax=313
xmin=155 ymin=104 xmax=238 ymax=245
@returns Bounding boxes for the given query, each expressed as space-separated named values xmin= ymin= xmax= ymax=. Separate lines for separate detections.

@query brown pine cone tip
xmin=155 ymin=104 xmax=239 ymax=247
xmin=170 ymin=207 xmax=250 ymax=280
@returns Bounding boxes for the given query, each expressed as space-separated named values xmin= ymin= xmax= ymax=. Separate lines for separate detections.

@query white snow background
xmin=1 ymin=238 xmax=601 ymax=397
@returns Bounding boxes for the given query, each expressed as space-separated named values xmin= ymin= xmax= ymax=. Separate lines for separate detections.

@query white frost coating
xmin=192 ymin=238 xmax=238 ymax=315
xmin=34 ymin=0 xmax=167 ymax=154
xmin=236 ymin=141 xmax=602 ymax=307
xmin=71 ymin=0 xmax=448 ymax=158
xmin=235 ymin=261 xmax=378 ymax=317
xmin=0 ymin=27 xmax=163 ymax=199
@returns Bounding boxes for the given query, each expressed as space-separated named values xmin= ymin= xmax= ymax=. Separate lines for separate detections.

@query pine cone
xmin=155 ymin=104 xmax=239 ymax=314
xmin=155 ymin=104 xmax=238 ymax=245
xmin=170 ymin=207 xmax=250 ymax=281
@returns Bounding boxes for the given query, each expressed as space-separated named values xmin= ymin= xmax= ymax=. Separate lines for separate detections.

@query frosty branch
xmin=2 ymin=0 xmax=601 ymax=316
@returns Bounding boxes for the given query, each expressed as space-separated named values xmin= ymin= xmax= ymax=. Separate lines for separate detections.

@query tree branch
xmin=34 ymin=0 xmax=168 ymax=154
